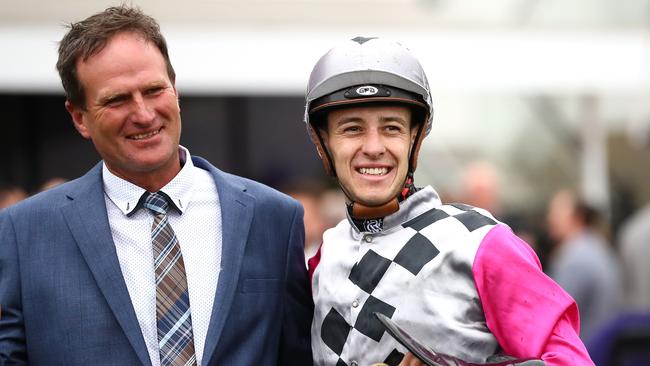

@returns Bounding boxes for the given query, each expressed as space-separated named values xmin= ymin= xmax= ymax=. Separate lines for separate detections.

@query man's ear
xmin=173 ymin=84 xmax=180 ymax=110
xmin=65 ymin=100 xmax=91 ymax=140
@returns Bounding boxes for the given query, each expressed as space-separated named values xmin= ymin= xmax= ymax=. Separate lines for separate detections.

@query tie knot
xmin=143 ymin=192 xmax=169 ymax=215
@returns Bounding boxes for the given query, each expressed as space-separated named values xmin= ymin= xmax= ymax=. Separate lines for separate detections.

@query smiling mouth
xmin=129 ymin=128 xmax=161 ymax=140
xmin=358 ymin=167 xmax=389 ymax=176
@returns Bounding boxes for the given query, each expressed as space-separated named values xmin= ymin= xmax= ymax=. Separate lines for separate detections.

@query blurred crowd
xmin=281 ymin=180 xmax=347 ymax=261
xmin=0 ymin=178 xmax=67 ymax=210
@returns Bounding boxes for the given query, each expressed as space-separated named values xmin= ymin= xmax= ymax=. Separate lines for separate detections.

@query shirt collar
xmin=103 ymin=145 xmax=195 ymax=216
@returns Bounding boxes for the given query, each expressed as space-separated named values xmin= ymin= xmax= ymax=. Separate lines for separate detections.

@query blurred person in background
xmin=283 ymin=180 xmax=329 ymax=260
xmin=0 ymin=183 xmax=27 ymax=210
xmin=0 ymin=5 xmax=312 ymax=365
xmin=617 ymin=202 xmax=650 ymax=311
xmin=38 ymin=177 xmax=68 ymax=192
xmin=459 ymin=160 xmax=502 ymax=215
xmin=546 ymin=189 xmax=623 ymax=341
xmin=319 ymin=188 xmax=347 ymax=229
xmin=458 ymin=160 xmax=539 ymax=252
xmin=304 ymin=36 xmax=593 ymax=366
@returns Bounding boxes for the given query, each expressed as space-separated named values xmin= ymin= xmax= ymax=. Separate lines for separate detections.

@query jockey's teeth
xmin=358 ymin=167 xmax=388 ymax=175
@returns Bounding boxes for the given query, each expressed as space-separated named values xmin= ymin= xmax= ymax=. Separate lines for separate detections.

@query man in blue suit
xmin=0 ymin=5 xmax=313 ymax=366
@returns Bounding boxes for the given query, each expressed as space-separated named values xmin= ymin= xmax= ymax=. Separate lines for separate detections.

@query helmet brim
xmin=309 ymin=84 xmax=428 ymax=115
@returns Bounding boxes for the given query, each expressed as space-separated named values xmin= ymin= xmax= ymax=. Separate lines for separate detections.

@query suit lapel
xmin=61 ymin=164 xmax=152 ymax=366
xmin=193 ymin=157 xmax=255 ymax=366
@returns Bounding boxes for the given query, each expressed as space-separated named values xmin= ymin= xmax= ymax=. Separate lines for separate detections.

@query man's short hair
xmin=56 ymin=5 xmax=176 ymax=109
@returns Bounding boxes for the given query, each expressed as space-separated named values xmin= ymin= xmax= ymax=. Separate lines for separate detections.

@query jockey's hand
xmin=399 ymin=352 xmax=428 ymax=366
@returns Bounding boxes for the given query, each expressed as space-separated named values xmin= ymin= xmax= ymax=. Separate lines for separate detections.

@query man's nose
xmin=361 ymin=129 xmax=386 ymax=157
xmin=129 ymin=94 xmax=155 ymax=123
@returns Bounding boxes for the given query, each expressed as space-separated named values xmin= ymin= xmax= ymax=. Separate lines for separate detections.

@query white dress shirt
xmin=103 ymin=146 xmax=222 ymax=366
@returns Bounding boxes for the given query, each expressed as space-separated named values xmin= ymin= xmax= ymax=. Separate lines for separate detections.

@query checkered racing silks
xmin=311 ymin=186 xmax=502 ymax=366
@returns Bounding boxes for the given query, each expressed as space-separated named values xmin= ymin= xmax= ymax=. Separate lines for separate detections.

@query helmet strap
xmin=335 ymin=179 xmax=398 ymax=219
xmin=400 ymin=172 xmax=417 ymax=201
xmin=346 ymin=171 xmax=418 ymax=220
xmin=349 ymin=199 xmax=400 ymax=220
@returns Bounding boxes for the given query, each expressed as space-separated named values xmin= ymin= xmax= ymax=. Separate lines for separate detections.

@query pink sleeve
xmin=307 ymin=244 xmax=322 ymax=284
xmin=472 ymin=225 xmax=594 ymax=366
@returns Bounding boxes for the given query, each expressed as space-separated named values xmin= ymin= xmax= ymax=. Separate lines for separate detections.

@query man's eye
xmin=104 ymin=96 xmax=127 ymax=106
xmin=343 ymin=126 xmax=361 ymax=133
xmin=145 ymin=87 xmax=164 ymax=96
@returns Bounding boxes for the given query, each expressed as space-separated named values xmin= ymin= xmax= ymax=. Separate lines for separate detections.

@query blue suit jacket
xmin=0 ymin=157 xmax=313 ymax=365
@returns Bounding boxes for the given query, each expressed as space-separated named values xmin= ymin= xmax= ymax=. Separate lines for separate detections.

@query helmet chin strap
xmin=343 ymin=172 xmax=414 ymax=220
xmin=350 ymin=198 xmax=400 ymax=219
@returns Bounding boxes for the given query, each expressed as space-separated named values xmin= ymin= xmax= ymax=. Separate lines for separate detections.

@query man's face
xmin=322 ymin=105 xmax=417 ymax=206
xmin=66 ymin=32 xmax=181 ymax=188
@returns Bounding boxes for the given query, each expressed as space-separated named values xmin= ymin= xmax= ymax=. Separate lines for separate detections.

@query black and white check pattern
xmin=318 ymin=202 xmax=497 ymax=366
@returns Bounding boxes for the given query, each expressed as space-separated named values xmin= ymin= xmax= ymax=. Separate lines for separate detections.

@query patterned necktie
xmin=144 ymin=192 xmax=197 ymax=366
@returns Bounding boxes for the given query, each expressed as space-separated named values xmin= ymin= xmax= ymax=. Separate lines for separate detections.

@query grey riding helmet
xmin=304 ymin=36 xmax=434 ymax=177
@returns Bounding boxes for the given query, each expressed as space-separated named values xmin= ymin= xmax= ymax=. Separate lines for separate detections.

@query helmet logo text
xmin=356 ymin=86 xmax=378 ymax=96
